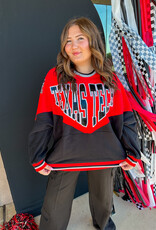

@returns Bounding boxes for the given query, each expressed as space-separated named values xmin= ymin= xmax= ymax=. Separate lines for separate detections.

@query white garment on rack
xmin=111 ymin=0 xmax=122 ymax=28
xmin=141 ymin=152 xmax=150 ymax=166
xmin=124 ymin=0 xmax=138 ymax=33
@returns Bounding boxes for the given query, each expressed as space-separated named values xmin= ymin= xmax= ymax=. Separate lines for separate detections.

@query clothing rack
xmin=109 ymin=0 xmax=156 ymax=209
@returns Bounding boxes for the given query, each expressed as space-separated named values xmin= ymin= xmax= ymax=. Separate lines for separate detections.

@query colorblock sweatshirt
xmin=28 ymin=67 xmax=141 ymax=171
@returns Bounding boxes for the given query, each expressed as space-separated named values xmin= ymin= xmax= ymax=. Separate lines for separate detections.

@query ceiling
xmin=91 ymin=0 xmax=111 ymax=5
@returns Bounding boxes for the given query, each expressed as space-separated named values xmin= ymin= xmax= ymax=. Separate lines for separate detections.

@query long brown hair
xmin=56 ymin=17 xmax=115 ymax=91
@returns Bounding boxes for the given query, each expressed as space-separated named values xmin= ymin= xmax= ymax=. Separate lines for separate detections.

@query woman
xmin=28 ymin=17 xmax=141 ymax=230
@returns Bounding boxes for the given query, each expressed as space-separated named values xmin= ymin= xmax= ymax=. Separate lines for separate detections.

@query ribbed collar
xmin=74 ymin=70 xmax=96 ymax=77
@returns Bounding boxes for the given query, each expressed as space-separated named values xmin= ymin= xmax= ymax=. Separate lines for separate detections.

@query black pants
xmin=39 ymin=168 xmax=116 ymax=230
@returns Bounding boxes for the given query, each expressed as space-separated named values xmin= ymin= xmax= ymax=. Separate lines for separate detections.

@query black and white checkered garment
xmin=111 ymin=17 xmax=156 ymax=71
xmin=118 ymin=19 xmax=155 ymax=97
xmin=144 ymin=144 xmax=152 ymax=179
xmin=123 ymin=192 xmax=144 ymax=210
xmin=150 ymin=1 xmax=156 ymax=98
xmin=153 ymin=184 xmax=156 ymax=197
xmin=127 ymin=44 xmax=153 ymax=99
xmin=109 ymin=18 xmax=130 ymax=91
xmin=136 ymin=201 xmax=144 ymax=210
xmin=150 ymin=2 xmax=155 ymax=33
xmin=109 ymin=18 xmax=156 ymax=98
xmin=133 ymin=111 xmax=143 ymax=140
xmin=122 ymin=28 xmax=156 ymax=71
xmin=142 ymin=122 xmax=153 ymax=141
xmin=136 ymin=127 xmax=142 ymax=140
xmin=131 ymin=47 xmax=155 ymax=98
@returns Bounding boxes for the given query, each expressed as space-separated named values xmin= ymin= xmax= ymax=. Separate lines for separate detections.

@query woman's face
xmin=65 ymin=25 xmax=92 ymax=70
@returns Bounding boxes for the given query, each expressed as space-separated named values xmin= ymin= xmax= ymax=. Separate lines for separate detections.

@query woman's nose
xmin=72 ymin=40 xmax=78 ymax=49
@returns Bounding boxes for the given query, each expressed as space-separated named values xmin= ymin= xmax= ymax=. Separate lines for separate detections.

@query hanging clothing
xmin=110 ymin=0 xmax=156 ymax=209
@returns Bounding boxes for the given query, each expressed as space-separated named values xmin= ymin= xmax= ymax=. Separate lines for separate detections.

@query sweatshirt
xmin=28 ymin=67 xmax=141 ymax=171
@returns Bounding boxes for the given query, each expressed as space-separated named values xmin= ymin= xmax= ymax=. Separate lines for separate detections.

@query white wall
xmin=0 ymin=153 xmax=13 ymax=206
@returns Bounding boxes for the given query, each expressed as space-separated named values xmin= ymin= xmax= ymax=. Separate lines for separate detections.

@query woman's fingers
xmin=38 ymin=165 xmax=52 ymax=176
xmin=119 ymin=161 xmax=134 ymax=171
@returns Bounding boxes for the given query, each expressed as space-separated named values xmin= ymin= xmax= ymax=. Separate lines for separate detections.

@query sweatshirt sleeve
xmin=28 ymin=72 xmax=53 ymax=172
xmin=121 ymin=109 xmax=141 ymax=167
xmin=110 ymin=76 xmax=141 ymax=167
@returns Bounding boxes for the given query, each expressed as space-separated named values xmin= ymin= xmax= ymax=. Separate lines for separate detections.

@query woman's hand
xmin=119 ymin=161 xmax=134 ymax=171
xmin=38 ymin=165 xmax=52 ymax=176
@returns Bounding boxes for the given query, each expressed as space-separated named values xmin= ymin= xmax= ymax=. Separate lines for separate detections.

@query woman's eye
xmin=78 ymin=37 xmax=84 ymax=40
xmin=66 ymin=40 xmax=71 ymax=44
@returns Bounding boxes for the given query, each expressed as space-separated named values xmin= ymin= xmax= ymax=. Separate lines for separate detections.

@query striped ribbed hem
xmin=32 ymin=160 xmax=48 ymax=172
xmin=126 ymin=155 xmax=138 ymax=167
xmin=48 ymin=160 xmax=124 ymax=171
xmin=32 ymin=157 xmax=139 ymax=172
xmin=50 ymin=165 xmax=119 ymax=171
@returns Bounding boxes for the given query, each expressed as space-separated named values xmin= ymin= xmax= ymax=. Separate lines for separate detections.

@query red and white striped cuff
xmin=32 ymin=160 xmax=48 ymax=172
xmin=126 ymin=155 xmax=138 ymax=167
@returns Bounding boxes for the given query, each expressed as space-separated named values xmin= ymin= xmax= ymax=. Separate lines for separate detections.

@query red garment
xmin=140 ymin=0 xmax=153 ymax=47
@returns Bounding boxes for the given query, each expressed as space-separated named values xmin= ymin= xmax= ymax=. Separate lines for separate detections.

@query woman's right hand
xmin=38 ymin=165 xmax=52 ymax=176
xmin=119 ymin=161 xmax=134 ymax=171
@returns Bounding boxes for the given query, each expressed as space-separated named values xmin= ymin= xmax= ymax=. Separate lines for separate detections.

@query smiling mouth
xmin=73 ymin=52 xmax=81 ymax=56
